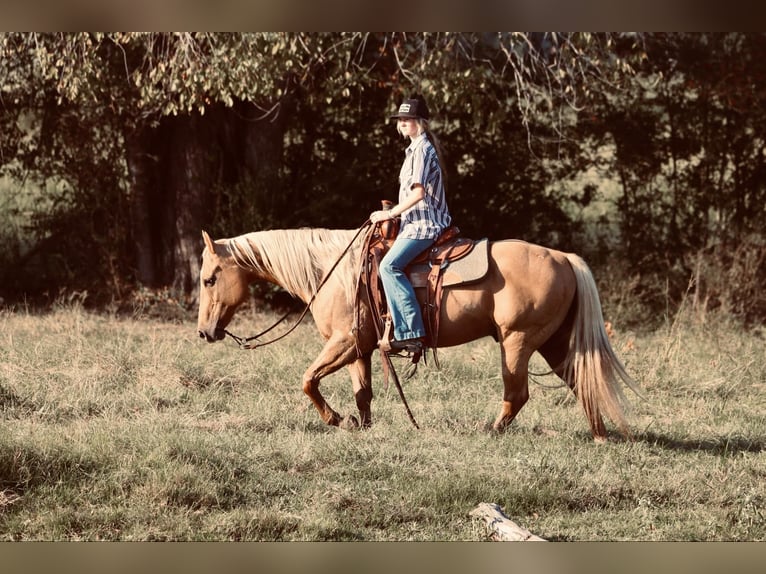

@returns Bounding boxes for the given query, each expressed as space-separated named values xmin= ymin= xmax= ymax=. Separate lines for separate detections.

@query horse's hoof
xmin=489 ymin=421 xmax=509 ymax=434
xmin=339 ymin=415 xmax=360 ymax=431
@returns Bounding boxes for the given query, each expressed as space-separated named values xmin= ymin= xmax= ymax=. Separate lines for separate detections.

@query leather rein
xmin=220 ymin=219 xmax=421 ymax=429
xmin=223 ymin=220 xmax=372 ymax=350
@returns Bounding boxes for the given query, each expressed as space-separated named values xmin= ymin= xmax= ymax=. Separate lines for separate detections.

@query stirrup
xmin=381 ymin=344 xmax=424 ymax=366
xmin=376 ymin=317 xmax=425 ymax=359
xmin=389 ymin=338 xmax=425 ymax=353
xmin=378 ymin=338 xmax=425 ymax=365
xmin=378 ymin=317 xmax=394 ymax=352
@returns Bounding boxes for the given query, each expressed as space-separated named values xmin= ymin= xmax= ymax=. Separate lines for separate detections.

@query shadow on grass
xmin=0 ymin=382 xmax=37 ymax=417
xmin=0 ymin=441 xmax=103 ymax=519
xmin=543 ymin=428 xmax=766 ymax=456
xmin=635 ymin=431 xmax=765 ymax=455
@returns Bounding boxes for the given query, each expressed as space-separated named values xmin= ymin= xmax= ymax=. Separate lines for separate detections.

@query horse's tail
xmin=563 ymin=253 xmax=643 ymax=438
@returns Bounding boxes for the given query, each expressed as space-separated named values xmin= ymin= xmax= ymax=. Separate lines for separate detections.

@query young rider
xmin=369 ymin=95 xmax=452 ymax=352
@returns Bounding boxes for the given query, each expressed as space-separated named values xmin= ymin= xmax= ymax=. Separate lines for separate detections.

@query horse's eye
xmin=203 ymin=276 xmax=216 ymax=287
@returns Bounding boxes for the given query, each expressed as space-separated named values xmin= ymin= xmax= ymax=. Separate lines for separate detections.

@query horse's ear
xmin=202 ymin=230 xmax=217 ymax=255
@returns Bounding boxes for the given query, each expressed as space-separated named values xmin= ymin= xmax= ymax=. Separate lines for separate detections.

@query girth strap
xmin=424 ymin=239 xmax=460 ymax=366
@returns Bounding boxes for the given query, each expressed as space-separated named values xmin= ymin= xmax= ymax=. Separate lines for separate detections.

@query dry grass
xmin=0 ymin=301 xmax=764 ymax=541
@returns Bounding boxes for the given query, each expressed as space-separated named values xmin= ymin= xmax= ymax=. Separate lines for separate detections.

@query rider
xmin=369 ymin=95 xmax=453 ymax=352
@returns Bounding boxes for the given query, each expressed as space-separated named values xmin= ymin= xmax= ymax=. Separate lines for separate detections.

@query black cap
xmin=390 ymin=96 xmax=430 ymax=120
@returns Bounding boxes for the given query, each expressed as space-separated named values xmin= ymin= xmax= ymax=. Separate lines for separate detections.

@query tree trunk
xmin=125 ymin=127 xmax=159 ymax=286
xmin=167 ymin=113 xmax=218 ymax=297
xmin=240 ymin=100 xmax=288 ymax=217
xmin=124 ymin=103 xmax=290 ymax=298
xmin=125 ymin=114 xmax=214 ymax=294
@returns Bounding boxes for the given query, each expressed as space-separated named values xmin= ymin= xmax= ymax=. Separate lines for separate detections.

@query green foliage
xmin=1 ymin=33 xmax=765 ymax=325
xmin=573 ymin=33 xmax=766 ymax=326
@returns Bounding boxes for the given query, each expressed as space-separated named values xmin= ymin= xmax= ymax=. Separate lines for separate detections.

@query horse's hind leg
xmin=492 ymin=334 xmax=533 ymax=432
xmin=538 ymin=322 xmax=607 ymax=440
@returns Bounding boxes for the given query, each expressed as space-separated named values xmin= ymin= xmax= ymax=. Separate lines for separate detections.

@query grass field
xmin=1 ymin=301 xmax=764 ymax=541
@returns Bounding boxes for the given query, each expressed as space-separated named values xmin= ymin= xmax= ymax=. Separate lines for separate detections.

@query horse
xmin=196 ymin=227 xmax=642 ymax=441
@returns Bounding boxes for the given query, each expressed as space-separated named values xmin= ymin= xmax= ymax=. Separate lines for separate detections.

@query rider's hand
xmin=370 ymin=210 xmax=393 ymax=224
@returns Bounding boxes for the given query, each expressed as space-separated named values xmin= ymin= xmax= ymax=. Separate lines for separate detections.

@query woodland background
xmin=1 ymin=32 xmax=764 ymax=329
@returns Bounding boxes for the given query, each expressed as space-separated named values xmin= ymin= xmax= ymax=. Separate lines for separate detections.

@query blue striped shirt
xmin=397 ymin=133 xmax=452 ymax=240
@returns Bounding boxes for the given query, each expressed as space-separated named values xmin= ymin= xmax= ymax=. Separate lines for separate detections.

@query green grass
xmin=1 ymin=303 xmax=764 ymax=540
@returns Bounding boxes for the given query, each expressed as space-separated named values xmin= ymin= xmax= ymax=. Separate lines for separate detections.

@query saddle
xmin=358 ymin=214 xmax=489 ymax=360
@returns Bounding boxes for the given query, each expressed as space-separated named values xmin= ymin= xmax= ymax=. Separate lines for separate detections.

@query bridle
xmin=218 ymin=219 xmax=421 ymax=429
xmin=222 ymin=220 xmax=371 ymax=350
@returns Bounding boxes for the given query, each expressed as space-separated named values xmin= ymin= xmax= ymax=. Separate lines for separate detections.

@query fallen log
xmin=470 ymin=502 xmax=546 ymax=541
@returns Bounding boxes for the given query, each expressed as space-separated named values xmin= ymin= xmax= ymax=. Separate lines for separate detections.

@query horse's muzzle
xmin=198 ymin=329 xmax=225 ymax=343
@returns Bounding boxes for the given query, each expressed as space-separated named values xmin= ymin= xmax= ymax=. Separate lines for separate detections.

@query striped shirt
xmin=397 ymin=133 xmax=452 ymax=240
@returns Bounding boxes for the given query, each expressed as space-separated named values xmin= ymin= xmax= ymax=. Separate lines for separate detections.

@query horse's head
xmin=197 ymin=230 xmax=252 ymax=343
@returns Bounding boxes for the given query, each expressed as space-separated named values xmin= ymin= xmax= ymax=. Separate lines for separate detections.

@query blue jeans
xmin=379 ymin=237 xmax=435 ymax=341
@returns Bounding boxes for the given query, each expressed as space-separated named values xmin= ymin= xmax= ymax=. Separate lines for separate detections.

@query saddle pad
xmin=407 ymin=238 xmax=490 ymax=288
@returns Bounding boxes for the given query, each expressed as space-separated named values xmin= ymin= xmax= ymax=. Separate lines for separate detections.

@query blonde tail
xmin=563 ymin=254 xmax=643 ymax=438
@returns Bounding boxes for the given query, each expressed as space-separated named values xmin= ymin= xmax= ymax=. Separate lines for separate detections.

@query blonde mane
xmin=226 ymin=228 xmax=363 ymax=303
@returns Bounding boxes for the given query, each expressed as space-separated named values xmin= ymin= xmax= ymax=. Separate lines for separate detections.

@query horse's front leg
xmin=302 ymin=334 xmax=359 ymax=429
xmin=347 ymin=353 xmax=373 ymax=429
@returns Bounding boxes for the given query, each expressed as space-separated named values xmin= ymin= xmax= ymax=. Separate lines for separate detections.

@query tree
xmin=1 ymin=32 xmax=650 ymax=304
xmin=575 ymin=33 xmax=766 ymax=323
xmin=2 ymin=33 xmax=298 ymax=295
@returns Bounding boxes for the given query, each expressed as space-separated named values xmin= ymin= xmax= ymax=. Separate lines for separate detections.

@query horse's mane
xmin=226 ymin=228 xmax=363 ymax=303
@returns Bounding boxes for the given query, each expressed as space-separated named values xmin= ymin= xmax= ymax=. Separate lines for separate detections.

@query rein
xmin=223 ymin=220 xmax=372 ymax=350
xmin=221 ymin=219 xmax=420 ymax=429
xmin=221 ymin=219 xmax=420 ymax=430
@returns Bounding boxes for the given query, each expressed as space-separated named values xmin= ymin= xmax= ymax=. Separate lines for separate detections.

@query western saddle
xmin=357 ymin=212 xmax=484 ymax=363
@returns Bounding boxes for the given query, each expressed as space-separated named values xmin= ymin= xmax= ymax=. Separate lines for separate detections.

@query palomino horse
xmin=197 ymin=227 xmax=641 ymax=440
